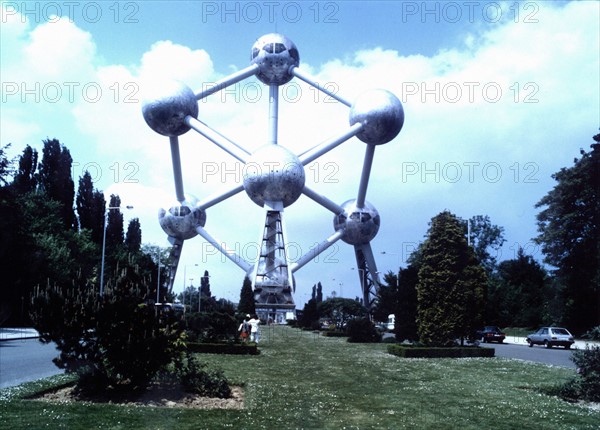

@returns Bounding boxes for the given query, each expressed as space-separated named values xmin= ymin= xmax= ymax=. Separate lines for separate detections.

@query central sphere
xmin=251 ymin=33 xmax=299 ymax=86
xmin=243 ymin=145 xmax=305 ymax=208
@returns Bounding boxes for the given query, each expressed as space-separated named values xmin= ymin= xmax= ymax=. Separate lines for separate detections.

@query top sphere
xmin=142 ymin=79 xmax=199 ymax=137
xmin=251 ymin=33 xmax=299 ymax=86
xmin=349 ymin=89 xmax=404 ymax=145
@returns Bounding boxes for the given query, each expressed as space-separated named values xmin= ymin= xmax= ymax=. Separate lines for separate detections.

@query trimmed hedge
xmin=387 ymin=344 xmax=495 ymax=358
xmin=322 ymin=331 xmax=347 ymax=337
xmin=187 ymin=342 xmax=259 ymax=355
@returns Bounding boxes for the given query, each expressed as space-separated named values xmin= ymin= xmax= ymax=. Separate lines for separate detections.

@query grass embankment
xmin=1 ymin=326 xmax=598 ymax=429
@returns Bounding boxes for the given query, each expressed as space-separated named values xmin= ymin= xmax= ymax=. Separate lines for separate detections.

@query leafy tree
xmin=299 ymin=298 xmax=320 ymax=329
xmin=488 ymin=248 xmax=548 ymax=328
xmin=467 ymin=214 xmax=506 ymax=273
xmin=318 ymin=297 xmax=367 ymax=329
xmin=372 ymin=273 xmax=398 ymax=323
xmin=238 ymin=276 xmax=255 ymax=315
xmin=535 ymin=134 xmax=600 ymax=333
xmin=125 ymin=218 xmax=142 ymax=253
xmin=416 ymin=211 xmax=487 ymax=346
xmin=105 ymin=194 xmax=124 ymax=250
xmin=37 ymin=138 xmax=77 ymax=230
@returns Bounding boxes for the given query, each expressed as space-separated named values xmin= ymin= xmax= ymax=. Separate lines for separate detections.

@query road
xmin=0 ymin=338 xmax=63 ymax=389
xmin=481 ymin=341 xmax=576 ymax=368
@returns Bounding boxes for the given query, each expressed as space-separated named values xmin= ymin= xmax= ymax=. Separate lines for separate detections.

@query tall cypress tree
xmin=105 ymin=194 xmax=124 ymax=250
xmin=238 ymin=276 xmax=255 ymax=315
xmin=12 ymin=145 xmax=38 ymax=194
xmin=76 ymin=171 xmax=95 ymax=232
xmin=416 ymin=211 xmax=487 ymax=346
xmin=125 ymin=218 xmax=142 ymax=253
xmin=37 ymin=138 xmax=77 ymax=230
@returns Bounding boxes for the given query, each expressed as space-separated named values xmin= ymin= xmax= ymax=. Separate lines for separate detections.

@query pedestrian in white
xmin=248 ymin=314 xmax=261 ymax=343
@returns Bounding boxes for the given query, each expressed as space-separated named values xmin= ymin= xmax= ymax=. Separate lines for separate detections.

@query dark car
xmin=476 ymin=326 xmax=506 ymax=343
xmin=526 ymin=327 xmax=574 ymax=349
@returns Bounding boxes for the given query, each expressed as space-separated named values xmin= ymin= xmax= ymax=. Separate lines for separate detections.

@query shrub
xmin=582 ymin=326 xmax=600 ymax=341
xmin=30 ymin=265 xmax=184 ymax=394
xmin=185 ymin=311 xmax=238 ymax=343
xmin=558 ymin=346 xmax=600 ymax=402
xmin=387 ymin=344 xmax=495 ymax=358
xmin=177 ymin=353 xmax=231 ymax=398
xmin=346 ymin=318 xmax=382 ymax=343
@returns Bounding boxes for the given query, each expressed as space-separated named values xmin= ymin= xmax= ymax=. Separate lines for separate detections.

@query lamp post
xmin=100 ymin=205 xmax=133 ymax=296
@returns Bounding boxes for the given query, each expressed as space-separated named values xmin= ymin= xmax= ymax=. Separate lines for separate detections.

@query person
xmin=238 ymin=315 xmax=251 ymax=342
xmin=248 ymin=314 xmax=261 ymax=344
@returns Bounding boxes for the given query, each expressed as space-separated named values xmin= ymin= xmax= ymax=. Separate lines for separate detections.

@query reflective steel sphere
xmin=142 ymin=79 xmax=199 ymax=137
xmin=243 ymin=144 xmax=305 ymax=208
xmin=349 ymin=89 xmax=404 ymax=145
xmin=251 ymin=33 xmax=299 ymax=86
xmin=333 ymin=199 xmax=380 ymax=244
xmin=158 ymin=195 xmax=206 ymax=240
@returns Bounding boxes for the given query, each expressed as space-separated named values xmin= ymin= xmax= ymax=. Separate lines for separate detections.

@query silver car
xmin=526 ymin=327 xmax=574 ymax=349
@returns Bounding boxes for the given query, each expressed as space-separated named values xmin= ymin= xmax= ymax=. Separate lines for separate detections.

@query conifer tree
xmin=416 ymin=211 xmax=487 ymax=346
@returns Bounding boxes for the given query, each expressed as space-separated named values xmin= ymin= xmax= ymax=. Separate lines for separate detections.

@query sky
xmin=1 ymin=1 xmax=599 ymax=307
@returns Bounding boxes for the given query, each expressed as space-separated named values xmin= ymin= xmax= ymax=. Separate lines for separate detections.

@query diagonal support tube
xmin=299 ymin=123 xmax=363 ymax=166
xmin=197 ymin=184 xmax=244 ymax=210
xmin=185 ymin=116 xmax=249 ymax=163
xmin=302 ymin=186 xmax=344 ymax=215
xmin=195 ymin=64 xmax=259 ymax=100
xmin=195 ymin=226 xmax=252 ymax=272
xmin=290 ymin=229 xmax=345 ymax=273
xmin=292 ymin=67 xmax=352 ymax=107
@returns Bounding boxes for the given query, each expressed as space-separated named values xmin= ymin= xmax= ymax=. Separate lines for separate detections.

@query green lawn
xmin=1 ymin=326 xmax=598 ymax=429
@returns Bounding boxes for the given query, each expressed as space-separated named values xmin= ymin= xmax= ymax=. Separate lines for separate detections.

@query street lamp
xmin=100 ymin=205 xmax=133 ymax=296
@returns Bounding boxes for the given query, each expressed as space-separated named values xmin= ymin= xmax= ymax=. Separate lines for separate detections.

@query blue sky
xmin=1 ymin=1 xmax=598 ymax=306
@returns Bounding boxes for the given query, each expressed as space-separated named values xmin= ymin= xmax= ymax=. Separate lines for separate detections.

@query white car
xmin=526 ymin=327 xmax=574 ymax=349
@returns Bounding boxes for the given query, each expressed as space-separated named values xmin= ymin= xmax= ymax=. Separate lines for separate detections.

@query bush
xmin=387 ymin=344 xmax=495 ymax=358
xmin=30 ymin=265 xmax=184 ymax=394
xmin=558 ymin=346 xmax=600 ymax=402
xmin=346 ymin=318 xmax=382 ymax=343
xmin=582 ymin=326 xmax=600 ymax=341
xmin=154 ymin=352 xmax=232 ymax=398
xmin=185 ymin=311 xmax=238 ymax=343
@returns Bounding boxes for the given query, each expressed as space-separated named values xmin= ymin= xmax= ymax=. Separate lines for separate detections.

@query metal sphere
xmin=333 ymin=199 xmax=381 ymax=245
xmin=251 ymin=33 xmax=299 ymax=86
xmin=158 ymin=195 xmax=206 ymax=240
xmin=142 ymin=79 xmax=199 ymax=137
xmin=243 ymin=144 xmax=305 ymax=208
xmin=349 ymin=89 xmax=404 ymax=145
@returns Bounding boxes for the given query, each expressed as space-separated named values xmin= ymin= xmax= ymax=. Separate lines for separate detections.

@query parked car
xmin=526 ymin=327 xmax=574 ymax=349
xmin=476 ymin=326 xmax=506 ymax=343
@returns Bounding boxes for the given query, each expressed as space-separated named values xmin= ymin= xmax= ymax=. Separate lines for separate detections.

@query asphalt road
xmin=480 ymin=341 xmax=576 ymax=369
xmin=0 ymin=338 xmax=63 ymax=389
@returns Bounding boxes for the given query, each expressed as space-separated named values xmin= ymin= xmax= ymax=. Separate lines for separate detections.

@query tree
xmin=416 ymin=211 xmax=487 ymax=346
xmin=12 ymin=144 xmax=37 ymax=193
xmin=37 ymin=138 xmax=77 ymax=230
xmin=535 ymin=134 xmax=600 ymax=333
xmin=488 ymin=248 xmax=548 ymax=328
xmin=372 ymin=272 xmax=398 ymax=323
xmin=395 ymin=265 xmax=419 ymax=342
xmin=0 ymin=144 xmax=14 ymax=186
xmin=238 ymin=276 xmax=255 ymax=315
xmin=318 ymin=297 xmax=367 ymax=329
xmin=467 ymin=215 xmax=506 ymax=273
xmin=105 ymin=194 xmax=124 ymax=249
xmin=125 ymin=218 xmax=142 ymax=253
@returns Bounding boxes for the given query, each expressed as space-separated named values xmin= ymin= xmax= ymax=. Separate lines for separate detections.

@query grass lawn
xmin=1 ymin=326 xmax=599 ymax=429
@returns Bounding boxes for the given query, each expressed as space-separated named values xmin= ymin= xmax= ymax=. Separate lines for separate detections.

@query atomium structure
xmin=142 ymin=33 xmax=404 ymax=323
